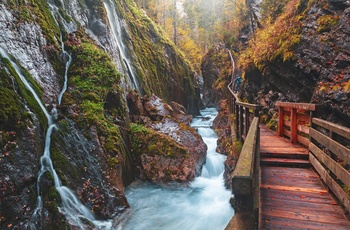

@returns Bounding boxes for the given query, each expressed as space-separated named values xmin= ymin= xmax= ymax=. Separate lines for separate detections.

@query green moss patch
xmin=129 ymin=123 xmax=187 ymax=157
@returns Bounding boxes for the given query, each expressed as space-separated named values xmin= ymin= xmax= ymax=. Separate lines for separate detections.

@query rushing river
xmin=119 ymin=108 xmax=234 ymax=230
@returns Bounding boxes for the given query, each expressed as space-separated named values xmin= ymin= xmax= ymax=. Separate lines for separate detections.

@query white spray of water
xmin=120 ymin=107 xmax=234 ymax=230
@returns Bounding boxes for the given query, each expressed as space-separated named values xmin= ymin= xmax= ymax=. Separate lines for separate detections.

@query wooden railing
xmin=309 ymin=118 xmax=350 ymax=214
xmin=228 ymin=83 xmax=261 ymax=142
xmin=226 ymin=117 xmax=260 ymax=229
xmin=226 ymin=83 xmax=261 ymax=229
xmin=276 ymin=102 xmax=317 ymax=145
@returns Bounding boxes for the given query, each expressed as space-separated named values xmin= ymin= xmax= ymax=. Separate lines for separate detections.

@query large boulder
xmin=127 ymin=92 xmax=207 ymax=183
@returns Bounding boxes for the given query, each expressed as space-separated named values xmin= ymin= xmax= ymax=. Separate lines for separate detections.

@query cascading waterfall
xmin=103 ymin=0 xmax=142 ymax=93
xmin=119 ymin=108 xmax=234 ymax=230
xmin=57 ymin=34 xmax=72 ymax=105
xmin=46 ymin=1 xmax=73 ymax=105
xmin=0 ymin=48 xmax=112 ymax=229
xmin=47 ymin=0 xmax=77 ymax=33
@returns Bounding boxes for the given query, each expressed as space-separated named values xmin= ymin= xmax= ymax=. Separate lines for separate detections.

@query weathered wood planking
xmin=313 ymin=118 xmax=350 ymax=139
xmin=309 ymin=142 xmax=350 ymax=189
xmin=310 ymin=153 xmax=350 ymax=216
xmin=260 ymin=166 xmax=350 ymax=229
xmin=309 ymin=118 xmax=350 ymax=215
xmin=259 ymin=126 xmax=350 ymax=229
xmin=310 ymin=128 xmax=350 ymax=165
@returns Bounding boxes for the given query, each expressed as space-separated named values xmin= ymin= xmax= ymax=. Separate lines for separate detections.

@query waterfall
xmin=120 ymin=108 xmax=234 ymax=229
xmin=57 ymin=34 xmax=72 ymax=105
xmin=0 ymin=48 xmax=113 ymax=229
xmin=226 ymin=48 xmax=235 ymax=84
xmin=103 ymin=0 xmax=142 ymax=94
xmin=46 ymin=0 xmax=73 ymax=105
xmin=47 ymin=0 xmax=77 ymax=33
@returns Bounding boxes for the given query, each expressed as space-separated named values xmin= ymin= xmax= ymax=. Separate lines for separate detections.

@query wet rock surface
xmin=128 ymin=92 xmax=207 ymax=183
xmin=211 ymin=100 xmax=238 ymax=188
xmin=0 ymin=5 xmax=60 ymax=104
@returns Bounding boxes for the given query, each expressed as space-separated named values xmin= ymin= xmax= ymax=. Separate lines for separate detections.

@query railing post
xmin=239 ymin=106 xmax=244 ymax=142
xmin=235 ymin=104 xmax=239 ymax=138
xmin=291 ymin=108 xmax=297 ymax=144
xmin=278 ymin=106 xmax=284 ymax=137
xmin=233 ymin=97 xmax=236 ymax=115
xmin=245 ymin=108 xmax=250 ymax=137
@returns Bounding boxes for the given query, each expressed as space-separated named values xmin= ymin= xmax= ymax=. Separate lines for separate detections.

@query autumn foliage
xmin=238 ymin=0 xmax=307 ymax=72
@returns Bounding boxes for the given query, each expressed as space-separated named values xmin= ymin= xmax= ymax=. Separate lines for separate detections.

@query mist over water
xmin=120 ymin=108 xmax=234 ymax=230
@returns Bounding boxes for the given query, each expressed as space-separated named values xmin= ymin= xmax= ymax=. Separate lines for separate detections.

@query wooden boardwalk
xmin=259 ymin=126 xmax=350 ymax=229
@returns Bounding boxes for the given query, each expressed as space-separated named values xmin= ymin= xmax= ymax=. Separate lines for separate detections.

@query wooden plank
xmin=260 ymin=158 xmax=310 ymax=167
xmin=260 ymin=215 xmax=350 ymax=230
xmin=297 ymin=113 xmax=310 ymax=124
xmin=297 ymin=134 xmax=309 ymax=146
xmin=284 ymin=128 xmax=291 ymax=138
xmin=260 ymin=184 xmax=327 ymax=193
xmin=309 ymin=153 xmax=350 ymax=214
xmin=262 ymin=202 xmax=347 ymax=219
xmin=313 ymin=118 xmax=350 ymax=139
xmin=261 ymin=189 xmax=335 ymax=205
xmin=310 ymin=128 xmax=350 ymax=164
xmin=297 ymin=124 xmax=309 ymax=134
xmin=261 ymin=203 xmax=347 ymax=223
xmin=309 ymin=143 xmax=350 ymax=189
xmin=260 ymin=145 xmax=308 ymax=153
xmin=259 ymin=126 xmax=350 ymax=229
xmin=276 ymin=101 xmax=317 ymax=111
xmin=284 ymin=120 xmax=291 ymax=127
xmin=236 ymin=101 xmax=262 ymax=111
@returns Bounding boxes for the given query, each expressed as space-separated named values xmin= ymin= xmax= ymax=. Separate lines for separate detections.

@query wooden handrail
xmin=228 ymin=81 xmax=261 ymax=142
xmin=276 ymin=101 xmax=317 ymax=111
xmin=226 ymin=117 xmax=260 ymax=229
xmin=276 ymin=101 xmax=318 ymax=145
xmin=309 ymin=118 xmax=350 ymax=214
xmin=231 ymin=117 xmax=260 ymax=203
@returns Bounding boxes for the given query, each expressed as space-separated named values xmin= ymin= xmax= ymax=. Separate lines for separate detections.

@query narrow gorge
xmin=1 ymin=0 xmax=350 ymax=229
xmin=0 ymin=0 xmax=204 ymax=228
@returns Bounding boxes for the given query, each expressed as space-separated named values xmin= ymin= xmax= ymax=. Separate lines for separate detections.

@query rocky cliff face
xmin=243 ymin=0 xmax=350 ymax=126
xmin=0 ymin=0 xmax=201 ymax=228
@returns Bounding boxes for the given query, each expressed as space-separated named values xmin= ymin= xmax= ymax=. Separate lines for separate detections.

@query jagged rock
xmin=213 ymin=100 xmax=231 ymax=155
xmin=130 ymin=119 xmax=207 ymax=183
xmin=143 ymin=94 xmax=172 ymax=121
xmin=127 ymin=90 xmax=145 ymax=116
xmin=169 ymin=101 xmax=193 ymax=125
xmin=128 ymin=93 xmax=207 ymax=183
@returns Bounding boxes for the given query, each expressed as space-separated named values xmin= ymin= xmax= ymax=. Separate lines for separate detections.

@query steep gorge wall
xmin=0 ymin=0 xmax=200 ymax=228
xmin=241 ymin=0 xmax=350 ymax=126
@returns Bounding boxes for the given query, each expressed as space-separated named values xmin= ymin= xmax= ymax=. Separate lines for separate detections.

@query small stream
xmin=119 ymin=108 xmax=234 ymax=230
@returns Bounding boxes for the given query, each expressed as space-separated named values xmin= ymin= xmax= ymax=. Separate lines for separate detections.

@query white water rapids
xmin=119 ymin=108 xmax=234 ymax=230
xmin=1 ymin=48 xmax=234 ymax=229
